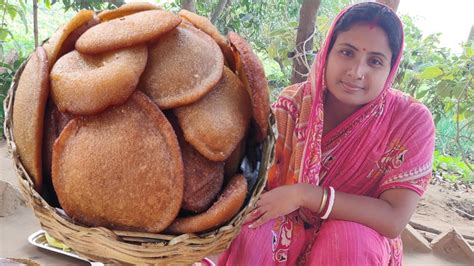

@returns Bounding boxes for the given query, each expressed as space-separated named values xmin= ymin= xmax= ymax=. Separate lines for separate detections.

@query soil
xmin=412 ymin=179 xmax=474 ymax=237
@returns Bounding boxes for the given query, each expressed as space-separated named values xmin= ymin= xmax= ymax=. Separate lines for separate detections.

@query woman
xmin=218 ymin=2 xmax=435 ymax=265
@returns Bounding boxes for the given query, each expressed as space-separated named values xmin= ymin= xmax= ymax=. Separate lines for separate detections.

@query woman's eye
xmin=340 ymin=49 xmax=352 ymax=56
xmin=370 ymin=58 xmax=383 ymax=66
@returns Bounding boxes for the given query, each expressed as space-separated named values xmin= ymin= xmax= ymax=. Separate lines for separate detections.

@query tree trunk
xmin=376 ymin=0 xmax=400 ymax=12
xmin=290 ymin=0 xmax=321 ymax=84
xmin=210 ymin=0 xmax=228 ymax=24
xmin=181 ymin=0 xmax=196 ymax=13
xmin=33 ymin=0 xmax=38 ymax=47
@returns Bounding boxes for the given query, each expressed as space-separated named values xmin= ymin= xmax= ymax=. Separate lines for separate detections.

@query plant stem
xmin=455 ymin=80 xmax=473 ymax=172
xmin=1 ymin=0 xmax=7 ymax=31
xmin=33 ymin=0 xmax=38 ymax=47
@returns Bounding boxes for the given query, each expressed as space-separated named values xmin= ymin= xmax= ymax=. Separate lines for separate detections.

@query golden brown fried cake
xmin=167 ymin=113 xmax=225 ymax=213
xmin=98 ymin=2 xmax=162 ymax=21
xmin=181 ymin=134 xmax=224 ymax=213
xmin=12 ymin=47 xmax=49 ymax=191
xmin=42 ymin=100 xmax=73 ymax=206
xmin=50 ymin=45 xmax=147 ymax=115
xmin=139 ymin=23 xmax=224 ymax=109
xmin=224 ymin=138 xmax=246 ymax=179
xmin=228 ymin=32 xmax=270 ymax=142
xmin=178 ymin=9 xmax=234 ymax=68
xmin=57 ymin=16 xmax=100 ymax=58
xmin=174 ymin=67 xmax=251 ymax=162
xmin=43 ymin=10 xmax=95 ymax=70
xmin=76 ymin=10 xmax=180 ymax=54
xmin=52 ymin=91 xmax=184 ymax=233
xmin=167 ymin=174 xmax=247 ymax=234
xmin=42 ymin=99 xmax=73 ymax=178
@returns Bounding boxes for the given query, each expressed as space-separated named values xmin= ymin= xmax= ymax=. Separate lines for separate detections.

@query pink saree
xmin=219 ymin=3 xmax=435 ymax=266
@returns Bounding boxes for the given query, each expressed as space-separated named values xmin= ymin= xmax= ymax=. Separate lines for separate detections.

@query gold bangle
xmin=317 ymin=187 xmax=328 ymax=215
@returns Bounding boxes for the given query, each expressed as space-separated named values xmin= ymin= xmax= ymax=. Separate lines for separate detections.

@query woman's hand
xmin=245 ymin=184 xmax=303 ymax=229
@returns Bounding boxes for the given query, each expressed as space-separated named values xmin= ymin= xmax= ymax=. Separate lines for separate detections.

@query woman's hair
xmin=328 ymin=2 xmax=403 ymax=68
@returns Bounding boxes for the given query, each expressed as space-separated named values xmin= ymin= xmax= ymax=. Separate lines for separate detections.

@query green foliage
xmin=433 ymin=151 xmax=473 ymax=183
xmin=52 ymin=0 xmax=125 ymax=12
xmin=0 ymin=51 xmax=25 ymax=136
xmin=394 ymin=15 xmax=473 ymax=168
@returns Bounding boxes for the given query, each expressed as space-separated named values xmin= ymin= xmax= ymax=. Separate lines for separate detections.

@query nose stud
xmin=357 ymin=74 xmax=365 ymax=80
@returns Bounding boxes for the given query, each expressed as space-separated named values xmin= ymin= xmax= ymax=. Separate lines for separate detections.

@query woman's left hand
xmin=245 ymin=184 xmax=302 ymax=229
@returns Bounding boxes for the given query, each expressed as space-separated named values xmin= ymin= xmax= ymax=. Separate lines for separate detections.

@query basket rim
xmin=4 ymin=55 xmax=276 ymax=263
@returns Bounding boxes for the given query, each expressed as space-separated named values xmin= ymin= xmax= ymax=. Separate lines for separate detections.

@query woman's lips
xmin=341 ymin=81 xmax=364 ymax=91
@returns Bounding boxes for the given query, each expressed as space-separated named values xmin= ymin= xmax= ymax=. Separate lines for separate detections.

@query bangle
xmin=321 ymin=186 xmax=335 ymax=220
xmin=317 ymin=187 xmax=328 ymax=215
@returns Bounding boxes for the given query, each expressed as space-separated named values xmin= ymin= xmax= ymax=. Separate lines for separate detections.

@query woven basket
xmin=4 ymin=58 xmax=275 ymax=264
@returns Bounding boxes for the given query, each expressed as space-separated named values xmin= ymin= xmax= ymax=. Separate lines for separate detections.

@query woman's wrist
xmin=293 ymin=183 xmax=322 ymax=212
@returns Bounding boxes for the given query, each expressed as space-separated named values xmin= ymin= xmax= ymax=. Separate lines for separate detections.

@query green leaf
xmin=442 ymin=74 xmax=455 ymax=81
xmin=415 ymin=89 xmax=429 ymax=99
xmin=466 ymin=47 xmax=474 ymax=57
xmin=451 ymin=83 xmax=466 ymax=98
xmin=269 ymin=28 xmax=288 ymax=37
xmin=453 ymin=113 xmax=465 ymax=122
xmin=6 ymin=5 xmax=18 ymax=20
xmin=436 ymin=81 xmax=451 ymax=98
xmin=289 ymin=21 xmax=299 ymax=28
xmin=419 ymin=66 xmax=443 ymax=79
xmin=44 ymin=0 xmax=52 ymax=9
xmin=267 ymin=43 xmax=277 ymax=59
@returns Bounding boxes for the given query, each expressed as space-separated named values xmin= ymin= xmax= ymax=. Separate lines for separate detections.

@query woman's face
xmin=325 ymin=23 xmax=393 ymax=108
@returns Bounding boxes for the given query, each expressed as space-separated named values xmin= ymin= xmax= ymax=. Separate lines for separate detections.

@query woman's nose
xmin=347 ymin=60 xmax=367 ymax=80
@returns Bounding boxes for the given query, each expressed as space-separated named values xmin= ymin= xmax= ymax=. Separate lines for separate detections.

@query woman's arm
xmin=247 ymin=183 xmax=420 ymax=239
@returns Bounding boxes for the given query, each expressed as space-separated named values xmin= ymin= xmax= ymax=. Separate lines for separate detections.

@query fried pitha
xmin=140 ymin=23 xmax=224 ymax=109
xmin=178 ymin=10 xmax=234 ymax=68
xmin=180 ymin=132 xmax=224 ymax=213
xmin=174 ymin=67 xmax=251 ymax=162
xmin=167 ymin=113 xmax=224 ymax=213
xmin=42 ymin=99 xmax=73 ymax=178
xmin=42 ymin=100 xmax=73 ymax=206
xmin=228 ymin=32 xmax=270 ymax=142
xmin=43 ymin=10 xmax=94 ymax=70
xmin=224 ymin=138 xmax=246 ymax=180
xmin=50 ymin=45 xmax=147 ymax=115
xmin=52 ymin=91 xmax=184 ymax=233
xmin=57 ymin=16 xmax=100 ymax=58
xmin=12 ymin=47 xmax=49 ymax=192
xmin=167 ymin=174 xmax=247 ymax=234
xmin=76 ymin=10 xmax=180 ymax=54
xmin=98 ymin=2 xmax=162 ymax=21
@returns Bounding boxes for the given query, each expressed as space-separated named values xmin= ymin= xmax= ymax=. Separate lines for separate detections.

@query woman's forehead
xmin=334 ymin=23 xmax=393 ymax=57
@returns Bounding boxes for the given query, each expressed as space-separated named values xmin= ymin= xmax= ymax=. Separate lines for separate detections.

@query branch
xmin=1 ymin=0 xmax=7 ymax=31
xmin=273 ymin=57 xmax=287 ymax=77
xmin=33 ymin=0 xmax=38 ymax=47
xmin=460 ymin=119 xmax=474 ymax=131
xmin=210 ymin=0 xmax=228 ymax=24
xmin=180 ymin=0 xmax=196 ymax=13
xmin=290 ymin=0 xmax=321 ymax=84
xmin=455 ymin=80 xmax=474 ymax=172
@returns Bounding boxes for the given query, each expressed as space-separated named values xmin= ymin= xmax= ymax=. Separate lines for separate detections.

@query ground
xmin=412 ymin=179 xmax=473 ymax=237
